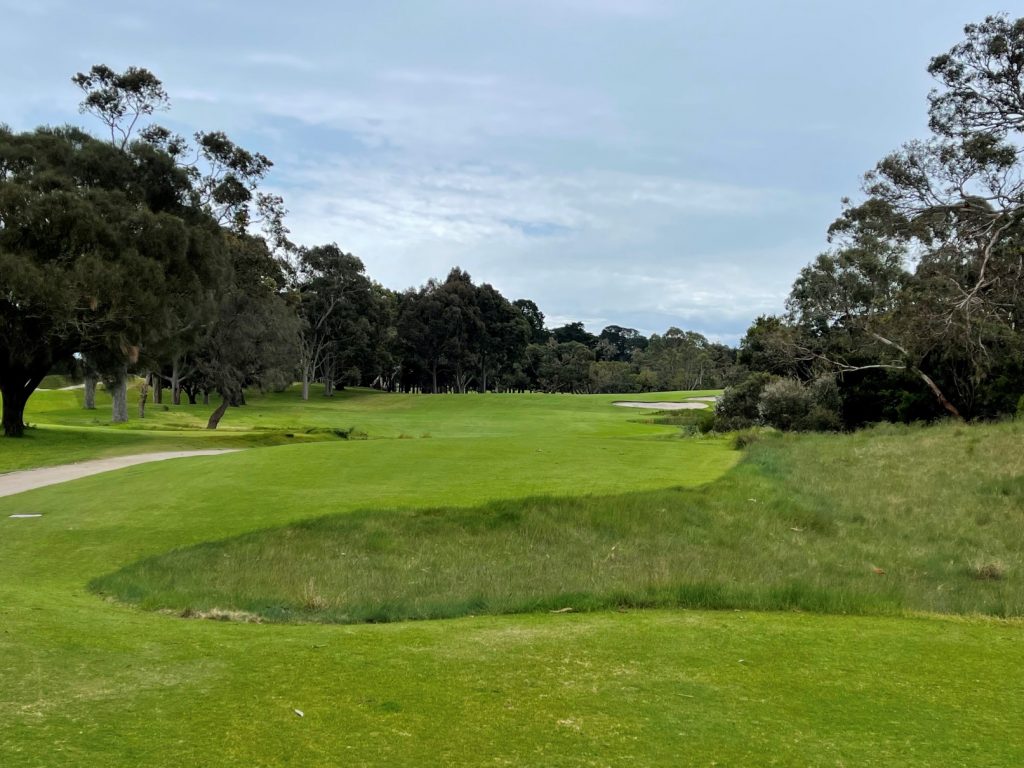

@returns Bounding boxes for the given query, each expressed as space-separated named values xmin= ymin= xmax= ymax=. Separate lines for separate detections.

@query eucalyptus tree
xmin=786 ymin=14 xmax=1024 ymax=420
xmin=597 ymin=325 xmax=648 ymax=362
xmin=295 ymin=244 xmax=376 ymax=399
xmin=475 ymin=282 xmax=529 ymax=392
xmin=195 ymin=234 xmax=299 ymax=429
xmin=512 ymin=298 xmax=549 ymax=344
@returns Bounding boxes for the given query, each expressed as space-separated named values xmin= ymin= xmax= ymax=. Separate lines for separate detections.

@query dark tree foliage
xmin=512 ymin=299 xmax=549 ymax=344
xmin=295 ymin=244 xmax=377 ymax=399
xmin=0 ymin=126 xmax=224 ymax=435
xmin=195 ymin=235 xmax=298 ymax=429
xmin=551 ymin=321 xmax=597 ymax=348
xmin=597 ymin=325 xmax=648 ymax=362
xmin=749 ymin=13 xmax=1024 ymax=426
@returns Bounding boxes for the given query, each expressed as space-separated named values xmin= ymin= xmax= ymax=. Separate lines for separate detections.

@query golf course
xmin=1 ymin=386 xmax=1021 ymax=766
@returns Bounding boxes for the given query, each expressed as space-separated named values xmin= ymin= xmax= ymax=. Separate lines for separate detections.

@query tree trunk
xmin=324 ymin=377 xmax=334 ymax=397
xmin=1 ymin=374 xmax=42 ymax=438
xmin=431 ymin=364 xmax=438 ymax=394
xmin=83 ymin=374 xmax=97 ymax=410
xmin=153 ymin=375 xmax=163 ymax=405
xmin=2 ymin=387 xmax=27 ymax=437
xmin=301 ymin=368 xmax=310 ymax=400
xmin=202 ymin=390 xmax=209 ymax=405
xmin=206 ymin=394 xmax=230 ymax=429
xmin=171 ymin=357 xmax=182 ymax=405
xmin=138 ymin=373 xmax=150 ymax=419
xmin=109 ymin=367 xmax=128 ymax=423
xmin=913 ymin=367 xmax=964 ymax=421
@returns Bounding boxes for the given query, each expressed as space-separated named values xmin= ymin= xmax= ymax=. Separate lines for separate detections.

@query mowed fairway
xmin=1 ymin=388 xmax=1023 ymax=765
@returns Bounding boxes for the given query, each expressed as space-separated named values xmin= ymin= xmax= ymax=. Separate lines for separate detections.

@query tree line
xmin=712 ymin=13 xmax=1024 ymax=431
xmin=5 ymin=14 xmax=1020 ymax=438
xmin=0 ymin=65 xmax=740 ymax=437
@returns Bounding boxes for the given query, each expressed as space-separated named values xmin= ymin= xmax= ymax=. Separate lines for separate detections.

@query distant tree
xmin=598 ymin=325 xmax=648 ymax=362
xmin=551 ymin=321 xmax=597 ymax=348
xmin=72 ymin=64 xmax=169 ymax=149
xmin=436 ymin=268 xmax=484 ymax=394
xmin=588 ymin=360 xmax=636 ymax=393
xmin=635 ymin=328 xmax=730 ymax=390
xmin=530 ymin=341 xmax=595 ymax=393
xmin=476 ymin=283 xmax=529 ymax=392
xmin=196 ymin=235 xmax=298 ymax=429
xmin=295 ymin=244 xmax=374 ymax=399
xmin=397 ymin=281 xmax=448 ymax=393
xmin=513 ymin=299 xmax=550 ymax=344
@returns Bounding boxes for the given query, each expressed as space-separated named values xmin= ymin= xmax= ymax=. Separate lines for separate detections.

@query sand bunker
xmin=612 ymin=401 xmax=709 ymax=410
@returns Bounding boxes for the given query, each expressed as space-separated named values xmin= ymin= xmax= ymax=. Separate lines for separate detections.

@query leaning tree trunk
xmin=108 ymin=367 xmax=129 ymax=424
xmin=1 ymin=375 xmax=41 ymax=438
xmin=206 ymin=393 xmax=230 ymax=429
xmin=913 ymin=367 xmax=963 ymax=421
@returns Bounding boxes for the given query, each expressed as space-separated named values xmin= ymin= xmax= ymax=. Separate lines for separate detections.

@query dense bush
xmin=713 ymin=374 xmax=842 ymax=433
xmin=757 ymin=379 xmax=812 ymax=430
xmin=714 ymin=372 xmax=776 ymax=430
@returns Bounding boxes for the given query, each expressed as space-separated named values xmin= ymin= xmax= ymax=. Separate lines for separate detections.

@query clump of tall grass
xmin=91 ymin=420 xmax=1024 ymax=624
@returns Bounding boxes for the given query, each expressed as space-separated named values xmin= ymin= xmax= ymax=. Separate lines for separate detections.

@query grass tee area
xmin=1 ymin=387 xmax=1023 ymax=765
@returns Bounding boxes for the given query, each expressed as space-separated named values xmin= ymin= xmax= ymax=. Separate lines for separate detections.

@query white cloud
xmin=272 ymin=156 xmax=813 ymax=339
xmin=243 ymin=52 xmax=317 ymax=72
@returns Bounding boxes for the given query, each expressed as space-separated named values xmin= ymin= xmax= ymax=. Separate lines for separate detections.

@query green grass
xmin=2 ymin=387 xmax=1023 ymax=765
xmin=2 ymin=385 xmax=719 ymax=473
xmin=92 ymin=420 xmax=1024 ymax=623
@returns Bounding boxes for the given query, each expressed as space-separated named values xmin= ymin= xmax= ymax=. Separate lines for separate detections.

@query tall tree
xmin=0 ymin=126 xmax=223 ymax=435
xmin=512 ymin=299 xmax=549 ymax=344
xmin=195 ymin=235 xmax=298 ymax=429
xmin=792 ymin=14 xmax=1024 ymax=420
xmin=475 ymin=283 xmax=529 ymax=392
xmin=72 ymin=65 xmax=169 ymax=149
xmin=294 ymin=244 xmax=374 ymax=399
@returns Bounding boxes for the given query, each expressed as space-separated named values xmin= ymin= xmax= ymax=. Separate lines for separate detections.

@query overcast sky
xmin=2 ymin=1 xmax=1003 ymax=342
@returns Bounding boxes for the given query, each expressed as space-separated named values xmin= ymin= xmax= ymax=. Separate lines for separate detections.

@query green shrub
xmin=758 ymin=379 xmax=813 ymax=430
xmin=798 ymin=404 xmax=843 ymax=432
xmin=696 ymin=408 xmax=717 ymax=434
xmin=716 ymin=372 xmax=776 ymax=427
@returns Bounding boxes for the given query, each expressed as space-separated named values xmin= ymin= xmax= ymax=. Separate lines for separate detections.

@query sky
xmin=1 ymin=0 xmax=1006 ymax=342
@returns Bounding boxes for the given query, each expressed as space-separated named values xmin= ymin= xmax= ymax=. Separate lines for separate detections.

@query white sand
xmin=0 ymin=450 xmax=239 ymax=499
xmin=612 ymin=401 xmax=709 ymax=410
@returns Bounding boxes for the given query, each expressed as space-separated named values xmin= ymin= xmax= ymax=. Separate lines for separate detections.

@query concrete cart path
xmin=0 ymin=450 xmax=240 ymax=500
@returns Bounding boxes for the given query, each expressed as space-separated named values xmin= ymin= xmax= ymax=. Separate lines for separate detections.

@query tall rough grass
xmin=92 ymin=420 xmax=1024 ymax=623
